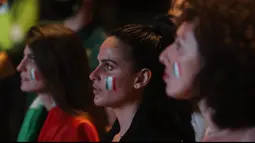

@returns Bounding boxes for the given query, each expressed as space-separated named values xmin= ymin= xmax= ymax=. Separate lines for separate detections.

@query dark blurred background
xmin=0 ymin=0 xmax=172 ymax=141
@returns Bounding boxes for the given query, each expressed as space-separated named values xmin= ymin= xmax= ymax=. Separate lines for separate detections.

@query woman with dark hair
xmin=160 ymin=0 xmax=255 ymax=141
xmin=90 ymin=15 xmax=195 ymax=142
xmin=16 ymin=24 xmax=100 ymax=142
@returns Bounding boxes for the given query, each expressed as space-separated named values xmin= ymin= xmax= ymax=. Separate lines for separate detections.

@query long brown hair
xmin=26 ymin=24 xmax=106 ymax=135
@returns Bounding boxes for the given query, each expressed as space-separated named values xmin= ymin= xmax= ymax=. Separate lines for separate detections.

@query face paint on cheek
xmin=173 ymin=62 xmax=181 ymax=79
xmin=105 ymin=76 xmax=117 ymax=91
xmin=30 ymin=68 xmax=40 ymax=81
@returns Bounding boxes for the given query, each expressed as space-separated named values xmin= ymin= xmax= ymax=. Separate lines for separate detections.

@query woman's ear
xmin=133 ymin=68 xmax=152 ymax=89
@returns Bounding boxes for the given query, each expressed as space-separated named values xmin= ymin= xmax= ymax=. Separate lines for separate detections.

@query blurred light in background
xmin=0 ymin=0 xmax=38 ymax=51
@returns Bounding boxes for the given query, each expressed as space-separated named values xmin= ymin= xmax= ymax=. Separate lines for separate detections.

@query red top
xmin=37 ymin=106 xmax=99 ymax=142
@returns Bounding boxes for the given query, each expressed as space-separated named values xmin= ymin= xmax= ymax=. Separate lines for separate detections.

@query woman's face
xmin=90 ymin=36 xmax=141 ymax=108
xmin=17 ymin=45 xmax=45 ymax=92
xmin=159 ymin=22 xmax=201 ymax=99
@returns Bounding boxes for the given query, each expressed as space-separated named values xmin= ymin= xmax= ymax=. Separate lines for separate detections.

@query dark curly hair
xmin=174 ymin=0 xmax=255 ymax=130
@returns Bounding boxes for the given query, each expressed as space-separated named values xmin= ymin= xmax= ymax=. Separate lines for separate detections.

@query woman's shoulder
xmin=241 ymin=127 xmax=255 ymax=141
xmin=43 ymin=108 xmax=99 ymax=141
xmin=71 ymin=114 xmax=100 ymax=141
xmin=74 ymin=115 xmax=97 ymax=130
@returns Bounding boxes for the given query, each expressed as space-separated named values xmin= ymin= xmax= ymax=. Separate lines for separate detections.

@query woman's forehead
xmin=101 ymin=36 xmax=122 ymax=49
xmin=98 ymin=47 xmax=125 ymax=61
xmin=98 ymin=37 xmax=131 ymax=61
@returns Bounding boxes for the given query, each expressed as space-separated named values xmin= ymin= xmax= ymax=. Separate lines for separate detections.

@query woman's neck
xmin=37 ymin=93 xmax=55 ymax=111
xmin=113 ymin=100 xmax=141 ymax=137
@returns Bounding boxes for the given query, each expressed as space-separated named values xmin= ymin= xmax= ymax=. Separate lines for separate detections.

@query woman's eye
xmin=175 ymin=40 xmax=182 ymax=51
xmin=104 ymin=64 xmax=113 ymax=71
xmin=23 ymin=55 xmax=35 ymax=63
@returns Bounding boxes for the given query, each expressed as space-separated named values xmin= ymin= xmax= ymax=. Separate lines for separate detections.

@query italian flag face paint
xmin=105 ymin=77 xmax=117 ymax=91
xmin=30 ymin=68 xmax=39 ymax=81
xmin=173 ymin=62 xmax=181 ymax=79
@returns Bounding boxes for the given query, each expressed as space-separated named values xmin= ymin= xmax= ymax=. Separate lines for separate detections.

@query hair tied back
xmin=151 ymin=14 xmax=177 ymax=46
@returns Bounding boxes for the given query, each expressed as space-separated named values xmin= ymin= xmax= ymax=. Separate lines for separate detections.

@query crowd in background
xmin=0 ymin=0 xmax=172 ymax=141
xmin=0 ymin=0 xmax=255 ymax=142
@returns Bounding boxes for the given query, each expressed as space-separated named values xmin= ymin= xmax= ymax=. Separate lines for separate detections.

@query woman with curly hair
xmin=160 ymin=0 xmax=255 ymax=141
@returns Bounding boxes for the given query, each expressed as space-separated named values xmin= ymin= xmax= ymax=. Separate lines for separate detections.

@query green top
xmin=17 ymin=97 xmax=47 ymax=142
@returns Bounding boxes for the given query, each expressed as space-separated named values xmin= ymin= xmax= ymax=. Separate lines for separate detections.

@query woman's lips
xmin=163 ymin=72 xmax=169 ymax=80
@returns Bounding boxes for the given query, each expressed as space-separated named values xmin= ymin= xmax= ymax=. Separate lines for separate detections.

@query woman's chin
xmin=93 ymin=95 xmax=105 ymax=107
xmin=166 ymin=87 xmax=190 ymax=100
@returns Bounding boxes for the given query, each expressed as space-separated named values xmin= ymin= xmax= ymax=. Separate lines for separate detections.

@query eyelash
xmin=174 ymin=39 xmax=182 ymax=51
xmin=104 ymin=63 xmax=114 ymax=72
xmin=175 ymin=40 xmax=181 ymax=51
xmin=28 ymin=57 xmax=35 ymax=63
